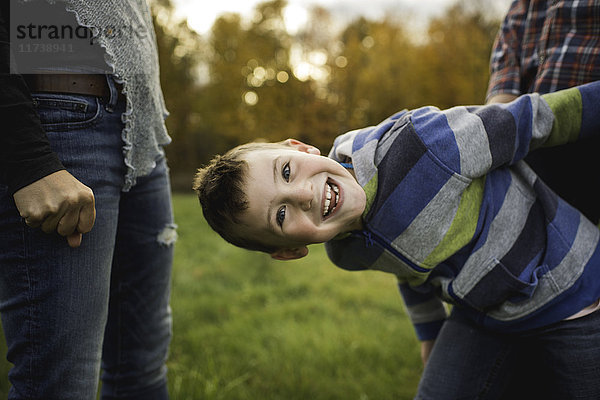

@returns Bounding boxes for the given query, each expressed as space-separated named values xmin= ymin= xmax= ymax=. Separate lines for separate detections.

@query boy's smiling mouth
xmin=323 ymin=180 xmax=340 ymax=219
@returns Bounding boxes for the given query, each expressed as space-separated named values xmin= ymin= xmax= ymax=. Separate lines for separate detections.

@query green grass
xmin=0 ymin=193 xmax=422 ymax=399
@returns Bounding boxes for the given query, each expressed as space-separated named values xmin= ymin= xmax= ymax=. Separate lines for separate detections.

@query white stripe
xmin=489 ymin=213 xmax=599 ymax=321
xmin=405 ymin=298 xmax=448 ymax=325
xmin=392 ymin=170 xmax=470 ymax=266
xmin=444 ymin=106 xmax=493 ymax=178
xmin=372 ymin=249 xmax=421 ymax=281
xmin=353 ymin=139 xmax=378 ymax=187
xmin=452 ymin=170 xmax=536 ymax=298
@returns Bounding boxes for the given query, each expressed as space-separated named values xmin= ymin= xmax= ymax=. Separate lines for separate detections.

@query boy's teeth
xmin=323 ymin=182 xmax=339 ymax=217
xmin=323 ymin=184 xmax=331 ymax=216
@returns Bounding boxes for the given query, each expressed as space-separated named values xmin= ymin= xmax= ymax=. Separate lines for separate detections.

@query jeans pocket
xmin=459 ymin=258 xmax=545 ymax=312
xmin=32 ymin=93 xmax=103 ymax=132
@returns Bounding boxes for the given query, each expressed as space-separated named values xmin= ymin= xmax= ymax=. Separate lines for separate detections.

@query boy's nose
xmin=292 ymin=182 xmax=313 ymax=211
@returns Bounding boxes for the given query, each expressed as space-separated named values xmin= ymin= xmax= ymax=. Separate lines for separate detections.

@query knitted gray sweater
xmin=24 ymin=0 xmax=171 ymax=190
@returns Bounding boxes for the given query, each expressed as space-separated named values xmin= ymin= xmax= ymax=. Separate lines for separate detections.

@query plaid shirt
xmin=487 ymin=0 xmax=600 ymax=100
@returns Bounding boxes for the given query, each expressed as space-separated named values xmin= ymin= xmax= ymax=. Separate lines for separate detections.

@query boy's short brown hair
xmin=192 ymin=142 xmax=288 ymax=254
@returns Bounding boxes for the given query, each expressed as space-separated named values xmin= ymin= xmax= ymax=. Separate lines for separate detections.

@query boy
xmin=194 ymin=81 xmax=600 ymax=399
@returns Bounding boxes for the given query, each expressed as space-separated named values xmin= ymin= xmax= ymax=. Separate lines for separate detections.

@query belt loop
xmin=105 ymin=74 xmax=118 ymax=113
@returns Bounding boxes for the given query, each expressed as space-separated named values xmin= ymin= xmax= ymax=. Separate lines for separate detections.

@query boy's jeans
xmin=415 ymin=306 xmax=600 ymax=400
xmin=0 ymin=79 xmax=174 ymax=399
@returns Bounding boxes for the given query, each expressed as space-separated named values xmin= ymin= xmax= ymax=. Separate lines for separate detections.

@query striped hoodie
xmin=325 ymin=81 xmax=600 ymax=341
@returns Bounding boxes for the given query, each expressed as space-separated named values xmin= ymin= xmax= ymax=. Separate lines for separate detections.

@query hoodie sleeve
xmin=538 ymin=82 xmax=600 ymax=146
xmin=326 ymin=235 xmax=448 ymax=342
xmin=398 ymin=282 xmax=447 ymax=341
xmin=409 ymin=80 xmax=600 ymax=180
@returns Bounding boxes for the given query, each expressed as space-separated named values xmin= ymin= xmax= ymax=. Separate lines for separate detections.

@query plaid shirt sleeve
xmin=488 ymin=0 xmax=600 ymax=101
xmin=486 ymin=0 xmax=530 ymax=101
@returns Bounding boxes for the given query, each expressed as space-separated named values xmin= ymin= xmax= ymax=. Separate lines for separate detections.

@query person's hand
xmin=420 ymin=339 xmax=436 ymax=366
xmin=13 ymin=170 xmax=96 ymax=248
xmin=486 ymin=93 xmax=518 ymax=104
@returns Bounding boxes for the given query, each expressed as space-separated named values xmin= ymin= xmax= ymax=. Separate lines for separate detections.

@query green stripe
xmin=361 ymin=173 xmax=378 ymax=217
xmin=403 ymin=272 xmax=431 ymax=287
xmin=423 ymin=176 xmax=485 ymax=268
xmin=541 ymin=87 xmax=582 ymax=147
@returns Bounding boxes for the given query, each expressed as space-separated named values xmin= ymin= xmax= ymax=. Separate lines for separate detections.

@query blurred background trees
xmin=151 ymin=0 xmax=502 ymax=190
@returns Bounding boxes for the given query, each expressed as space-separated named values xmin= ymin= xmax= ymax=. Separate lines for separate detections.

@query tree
xmin=150 ymin=0 xmax=502 ymax=190
xmin=328 ymin=17 xmax=418 ymax=132
xmin=152 ymin=0 xmax=209 ymax=188
xmin=414 ymin=0 xmax=499 ymax=108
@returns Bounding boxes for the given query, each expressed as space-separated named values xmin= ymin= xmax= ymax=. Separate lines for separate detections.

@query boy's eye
xmin=282 ymin=163 xmax=290 ymax=182
xmin=276 ymin=206 xmax=286 ymax=227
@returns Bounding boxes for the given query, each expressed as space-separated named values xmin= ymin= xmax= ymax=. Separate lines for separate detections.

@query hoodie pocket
xmin=456 ymin=258 xmax=548 ymax=312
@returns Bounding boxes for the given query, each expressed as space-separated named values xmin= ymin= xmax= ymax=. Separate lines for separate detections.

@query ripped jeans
xmin=0 ymin=79 xmax=174 ymax=399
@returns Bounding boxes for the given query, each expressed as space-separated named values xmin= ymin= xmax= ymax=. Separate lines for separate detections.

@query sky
xmin=171 ymin=0 xmax=513 ymax=35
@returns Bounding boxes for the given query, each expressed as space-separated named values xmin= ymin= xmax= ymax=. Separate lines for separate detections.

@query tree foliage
xmin=151 ymin=0 xmax=501 ymax=190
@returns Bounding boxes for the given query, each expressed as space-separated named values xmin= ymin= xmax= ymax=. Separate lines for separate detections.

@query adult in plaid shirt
xmin=485 ymin=1 xmax=600 ymax=398
xmin=487 ymin=0 xmax=600 ymax=226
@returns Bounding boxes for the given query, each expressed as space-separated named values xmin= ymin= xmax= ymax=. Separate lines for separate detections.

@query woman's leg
xmin=0 ymin=92 xmax=126 ymax=400
xmin=100 ymin=156 xmax=175 ymax=400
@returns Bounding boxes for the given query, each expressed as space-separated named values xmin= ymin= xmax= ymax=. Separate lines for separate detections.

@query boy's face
xmin=239 ymin=140 xmax=366 ymax=260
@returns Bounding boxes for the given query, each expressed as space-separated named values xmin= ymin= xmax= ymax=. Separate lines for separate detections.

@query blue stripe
xmin=462 ymin=259 xmax=539 ymax=311
xmin=352 ymin=113 xmax=404 ymax=153
xmin=533 ymin=178 xmax=558 ymax=221
xmin=325 ymin=233 xmax=383 ymax=271
xmin=413 ymin=320 xmax=446 ymax=341
xmin=371 ymin=152 xmax=451 ymax=240
xmin=499 ymin=200 xmax=546 ymax=276
xmin=411 ymin=106 xmax=461 ymax=172
xmin=351 ymin=126 xmax=375 ymax=153
xmin=504 ymin=97 xmax=534 ymax=163
xmin=579 ymin=81 xmax=600 ymax=140
xmin=500 ymin=201 xmax=548 ymax=284
xmin=366 ymin=123 xmax=427 ymax=220
xmin=471 ymin=169 xmax=512 ymax=254
xmin=477 ymin=243 xmax=600 ymax=333
xmin=398 ymin=282 xmax=437 ymax=306
xmin=543 ymin=199 xmax=581 ymax=271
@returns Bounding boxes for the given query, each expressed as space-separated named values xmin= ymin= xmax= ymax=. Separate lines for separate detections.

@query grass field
xmin=0 ymin=193 xmax=422 ymax=399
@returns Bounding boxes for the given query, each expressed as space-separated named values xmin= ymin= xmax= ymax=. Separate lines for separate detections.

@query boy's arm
xmin=326 ymin=239 xmax=447 ymax=343
xmin=411 ymin=80 xmax=600 ymax=179
xmin=487 ymin=81 xmax=600 ymax=166
xmin=538 ymin=82 xmax=600 ymax=147
xmin=398 ymin=282 xmax=447 ymax=342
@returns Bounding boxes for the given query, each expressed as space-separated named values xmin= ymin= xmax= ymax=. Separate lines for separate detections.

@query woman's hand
xmin=13 ymin=170 xmax=96 ymax=248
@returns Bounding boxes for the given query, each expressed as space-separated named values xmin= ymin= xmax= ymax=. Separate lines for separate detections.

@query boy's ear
xmin=270 ymin=246 xmax=309 ymax=261
xmin=280 ymin=139 xmax=321 ymax=155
